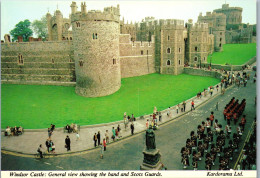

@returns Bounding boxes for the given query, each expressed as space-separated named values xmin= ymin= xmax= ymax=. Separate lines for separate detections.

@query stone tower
xmin=71 ymin=2 xmax=121 ymax=97
xmin=185 ymin=20 xmax=214 ymax=67
xmin=214 ymin=4 xmax=242 ymax=26
xmin=160 ymin=19 xmax=185 ymax=75
xmin=198 ymin=12 xmax=226 ymax=52
xmin=46 ymin=9 xmax=64 ymax=41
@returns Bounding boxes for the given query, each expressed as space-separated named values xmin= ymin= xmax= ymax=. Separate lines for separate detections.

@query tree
xmin=32 ymin=16 xmax=48 ymax=41
xmin=10 ymin=19 xmax=33 ymax=42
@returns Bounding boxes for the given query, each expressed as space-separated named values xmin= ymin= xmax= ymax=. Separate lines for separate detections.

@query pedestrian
xmin=167 ymin=107 xmax=171 ymax=117
xmin=240 ymin=115 xmax=246 ymax=132
xmin=117 ymin=124 xmax=121 ymax=138
xmin=76 ymin=132 xmax=80 ymax=141
xmin=112 ymin=127 xmax=116 ymax=141
xmin=105 ymin=130 xmax=109 ymax=143
xmin=210 ymin=87 xmax=213 ymax=96
xmin=45 ymin=139 xmax=49 ymax=152
xmin=93 ymin=133 xmax=97 ymax=147
xmin=182 ymin=101 xmax=186 ymax=112
xmin=176 ymin=104 xmax=179 ymax=114
xmin=158 ymin=111 xmax=162 ymax=122
xmin=100 ymin=143 xmax=104 ymax=159
xmin=97 ymin=131 xmax=101 ymax=145
xmin=215 ymin=102 xmax=219 ymax=111
xmin=216 ymin=85 xmax=219 ymax=92
xmin=103 ymin=138 xmax=107 ymax=151
xmin=209 ymin=112 xmax=214 ymax=127
xmin=65 ymin=135 xmax=71 ymax=151
xmin=48 ymin=128 xmax=52 ymax=138
xmin=146 ymin=119 xmax=149 ymax=129
xmin=191 ymin=100 xmax=195 ymax=111
xmin=37 ymin=144 xmax=44 ymax=158
xmin=130 ymin=122 xmax=134 ymax=135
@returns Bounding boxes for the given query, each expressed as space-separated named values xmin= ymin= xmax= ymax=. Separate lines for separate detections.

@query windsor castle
xmin=1 ymin=2 xmax=255 ymax=97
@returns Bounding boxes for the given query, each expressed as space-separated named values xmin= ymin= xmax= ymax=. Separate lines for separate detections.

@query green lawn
xmin=208 ymin=43 xmax=256 ymax=65
xmin=1 ymin=73 xmax=220 ymax=129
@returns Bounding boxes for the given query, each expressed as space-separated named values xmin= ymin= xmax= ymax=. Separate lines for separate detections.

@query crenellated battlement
xmin=161 ymin=19 xmax=184 ymax=29
xmin=70 ymin=2 xmax=120 ymax=23
xmin=188 ymin=22 xmax=209 ymax=31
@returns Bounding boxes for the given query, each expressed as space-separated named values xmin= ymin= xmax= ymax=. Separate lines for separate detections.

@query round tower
xmin=46 ymin=12 xmax=52 ymax=41
xmin=71 ymin=2 xmax=121 ymax=97
xmin=54 ymin=10 xmax=63 ymax=41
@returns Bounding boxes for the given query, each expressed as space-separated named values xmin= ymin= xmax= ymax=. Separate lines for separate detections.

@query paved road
xmin=2 ymin=70 xmax=256 ymax=170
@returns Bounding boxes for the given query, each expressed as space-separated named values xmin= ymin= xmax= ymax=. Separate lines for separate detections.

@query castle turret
xmin=46 ymin=12 xmax=52 ymax=41
xmin=71 ymin=2 xmax=121 ymax=97
xmin=54 ymin=9 xmax=63 ymax=41
xmin=70 ymin=1 xmax=77 ymax=14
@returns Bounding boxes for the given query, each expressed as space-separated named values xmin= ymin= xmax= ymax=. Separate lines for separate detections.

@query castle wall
xmin=119 ymin=34 xmax=155 ymax=78
xmin=1 ymin=41 xmax=75 ymax=84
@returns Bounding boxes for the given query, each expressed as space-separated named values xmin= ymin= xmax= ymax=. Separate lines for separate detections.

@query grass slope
xmin=1 ymin=73 xmax=220 ymax=129
xmin=208 ymin=43 xmax=256 ymax=65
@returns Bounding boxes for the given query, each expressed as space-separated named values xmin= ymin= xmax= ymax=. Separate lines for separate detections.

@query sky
xmin=0 ymin=0 xmax=257 ymax=40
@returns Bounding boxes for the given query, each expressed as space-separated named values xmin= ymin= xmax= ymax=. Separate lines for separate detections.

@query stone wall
xmin=119 ymin=34 xmax=155 ymax=78
xmin=1 ymin=41 xmax=75 ymax=84
xmin=183 ymin=67 xmax=222 ymax=79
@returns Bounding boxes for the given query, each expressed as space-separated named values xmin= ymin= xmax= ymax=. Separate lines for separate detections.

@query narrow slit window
xmin=194 ymin=57 xmax=198 ymax=62
xmin=195 ymin=47 xmax=198 ymax=52
xmin=168 ymin=35 xmax=170 ymax=41
xmin=18 ymin=54 xmax=24 ymax=65
xmin=167 ymin=60 xmax=171 ymax=66
xmin=179 ymin=60 xmax=181 ymax=65
xmin=52 ymin=59 xmax=54 ymax=64
xmin=95 ymin=33 xmax=98 ymax=39
xmin=179 ymin=48 xmax=181 ymax=53
xmin=141 ymin=50 xmax=144 ymax=55
xmin=113 ymin=58 xmax=116 ymax=65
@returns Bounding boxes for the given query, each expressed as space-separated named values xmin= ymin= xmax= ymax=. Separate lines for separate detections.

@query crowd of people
xmin=239 ymin=119 xmax=256 ymax=170
xmin=64 ymin=123 xmax=79 ymax=133
xmin=5 ymin=126 xmax=23 ymax=136
xmin=181 ymin=97 xmax=248 ymax=170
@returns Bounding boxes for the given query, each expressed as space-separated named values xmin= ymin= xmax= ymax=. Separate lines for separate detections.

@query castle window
xmin=219 ymin=43 xmax=222 ymax=47
xmin=167 ymin=60 xmax=171 ymax=66
xmin=70 ymin=37 xmax=72 ymax=40
xmin=167 ymin=48 xmax=171 ymax=54
xmin=194 ymin=57 xmax=198 ymax=62
xmin=93 ymin=33 xmax=95 ymax=39
xmin=204 ymin=57 xmax=206 ymax=61
xmin=168 ymin=35 xmax=170 ymax=41
xmin=147 ymin=50 xmax=149 ymax=55
xmin=220 ymin=38 xmax=222 ymax=42
xmin=141 ymin=50 xmax=144 ymax=55
xmin=52 ymin=58 xmax=54 ymax=64
xmin=195 ymin=47 xmax=198 ymax=52
xmin=179 ymin=48 xmax=181 ymax=53
xmin=18 ymin=54 xmax=24 ymax=65
xmin=95 ymin=33 xmax=98 ymax=39
xmin=179 ymin=60 xmax=181 ymax=65
xmin=79 ymin=60 xmax=84 ymax=67
xmin=113 ymin=58 xmax=116 ymax=65
xmin=76 ymin=22 xmax=80 ymax=27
